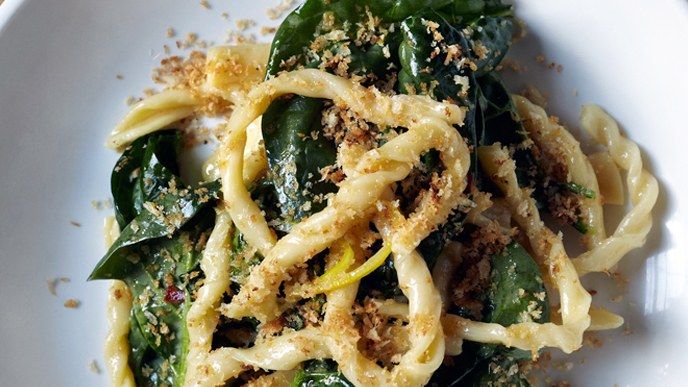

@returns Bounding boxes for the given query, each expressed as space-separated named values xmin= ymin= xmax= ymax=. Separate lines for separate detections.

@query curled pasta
xmin=102 ymin=217 xmax=136 ymax=387
xmin=185 ymin=68 xmax=466 ymax=386
xmin=101 ymin=50 xmax=659 ymax=385
xmin=588 ymin=151 xmax=625 ymax=206
xmin=572 ymin=105 xmax=659 ymax=275
xmin=513 ymin=95 xmax=606 ymax=248
xmin=107 ymin=89 xmax=196 ymax=150
xmin=219 ymin=69 xmax=468 ymax=322
xmin=205 ymin=44 xmax=271 ymax=104
xmin=107 ymin=44 xmax=270 ymax=151
xmin=463 ymin=144 xmax=592 ymax=354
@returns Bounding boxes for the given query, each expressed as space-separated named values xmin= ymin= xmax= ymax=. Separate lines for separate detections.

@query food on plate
xmin=88 ymin=1 xmax=658 ymax=385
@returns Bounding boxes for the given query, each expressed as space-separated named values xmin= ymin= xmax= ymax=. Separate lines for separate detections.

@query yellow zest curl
xmin=312 ymin=243 xmax=392 ymax=294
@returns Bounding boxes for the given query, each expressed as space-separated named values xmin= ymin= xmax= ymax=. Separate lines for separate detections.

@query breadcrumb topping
xmin=64 ymin=298 xmax=81 ymax=308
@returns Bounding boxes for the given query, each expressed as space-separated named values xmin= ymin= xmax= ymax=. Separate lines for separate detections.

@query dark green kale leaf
xmin=486 ymin=243 xmax=549 ymax=326
xmin=88 ymin=177 xmax=219 ymax=280
xmin=266 ymin=0 xmax=460 ymax=77
xmin=357 ymin=256 xmax=405 ymax=300
xmin=90 ymin=131 xmax=221 ymax=386
xmin=480 ymin=242 xmax=549 ymax=359
xmin=111 ymin=136 xmax=148 ymax=228
xmin=292 ymin=359 xmax=354 ymax=387
xmin=125 ymin=211 xmax=213 ymax=387
xmin=473 ymin=72 xmax=549 ymax=209
xmin=463 ymin=354 xmax=531 ymax=387
xmin=262 ymin=97 xmax=337 ymax=227
xmin=397 ymin=11 xmax=505 ymax=267
xmin=430 ymin=243 xmax=546 ymax=386
xmin=111 ymin=132 xmax=183 ymax=229
xmin=228 ymin=226 xmax=263 ymax=285
xmin=89 ymin=132 xmax=219 ymax=280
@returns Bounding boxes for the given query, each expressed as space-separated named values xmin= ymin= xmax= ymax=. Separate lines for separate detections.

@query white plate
xmin=0 ymin=0 xmax=686 ymax=385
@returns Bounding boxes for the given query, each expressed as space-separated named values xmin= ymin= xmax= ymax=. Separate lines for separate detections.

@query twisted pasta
xmin=102 ymin=217 xmax=136 ymax=387
xmin=572 ymin=105 xmax=659 ymax=275
xmin=100 ymin=42 xmax=658 ymax=386
xmin=513 ymin=95 xmax=606 ymax=249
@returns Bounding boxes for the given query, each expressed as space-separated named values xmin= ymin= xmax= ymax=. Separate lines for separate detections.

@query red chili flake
xmin=164 ymin=285 xmax=185 ymax=305
xmin=589 ymin=289 xmax=598 ymax=296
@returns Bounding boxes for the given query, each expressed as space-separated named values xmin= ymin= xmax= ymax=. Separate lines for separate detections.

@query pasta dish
xmin=89 ymin=1 xmax=658 ymax=386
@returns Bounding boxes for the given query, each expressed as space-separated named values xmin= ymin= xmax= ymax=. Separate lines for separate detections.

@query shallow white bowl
xmin=0 ymin=0 xmax=686 ymax=385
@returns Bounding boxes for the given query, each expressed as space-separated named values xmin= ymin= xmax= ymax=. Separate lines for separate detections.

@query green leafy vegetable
xmin=397 ymin=9 xmax=514 ymax=266
xmin=566 ymin=182 xmax=596 ymax=199
xmin=431 ymin=242 xmax=547 ymax=385
xmin=292 ymin=359 xmax=354 ymax=387
xmin=262 ymin=97 xmax=337 ymax=226
xmin=481 ymin=242 xmax=549 ymax=359
xmin=463 ymin=354 xmax=531 ymax=387
xmin=90 ymin=131 xmax=221 ymax=386
xmin=89 ymin=132 xmax=219 ymax=280
xmin=111 ymin=137 xmax=148 ymax=228
xmin=228 ymin=227 xmax=263 ymax=284
xmin=485 ymin=243 xmax=549 ymax=326
xmin=88 ymin=177 xmax=219 ymax=280
xmin=572 ymin=219 xmax=591 ymax=234
xmin=262 ymin=0 xmax=402 ymax=225
xmin=125 ymin=213 xmax=212 ymax=386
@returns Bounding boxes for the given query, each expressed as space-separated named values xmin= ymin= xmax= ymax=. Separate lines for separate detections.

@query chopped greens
xmin=566 ymin=182 xmax=596 ymax=199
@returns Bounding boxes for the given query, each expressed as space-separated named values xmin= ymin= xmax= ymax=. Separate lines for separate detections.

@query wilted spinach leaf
xmin=262 ymin=97 xmax=337 ymax=226
xmin=90 ymin=131 xmax=220 ymax=386
xmin=292 ymin=359 xmax=354 ymax=387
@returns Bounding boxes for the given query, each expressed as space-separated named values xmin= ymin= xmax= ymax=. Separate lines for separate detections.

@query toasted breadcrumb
xmin=622 ymin=324 xmax=633 ymax=336
xmin=353 ymin=298 xmax=409 ymax=368
xmin=535 ymin=54 xmax=563 ymax=73
xmin=260 ymin=26 xmax=277 ymax=36
xmin=583 ymin=332 xmax=604 ymax=348
xmin=64 ymin=298 xmax=81 ymax=309
xmin=125 ymin=96 xmax=140 ymax=106
xmin=166 ymin=27 xmax=175 ymax=38
xmin=451 ymin=222 xmax=516 ymax=319
xmin=266 ymin=0 xmax=297 ymax=20
xmin=199 ymin=0 xmax=210 ymax=9
xmin=522 ymin=85 xmax=548 ymax=108
xmin=47 ymin=277 xmax=70 ymax=296
xmin=225 ymin=30 xmax=257 ymax=44
xmin=497 ymin=58 xmax=527 ymax=73
xmin=236 ymin=19 xmax=256 ymax=32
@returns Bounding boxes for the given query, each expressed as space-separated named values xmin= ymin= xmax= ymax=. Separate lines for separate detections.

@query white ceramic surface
xmin=0 ymin=0 xmax=686 ymax=386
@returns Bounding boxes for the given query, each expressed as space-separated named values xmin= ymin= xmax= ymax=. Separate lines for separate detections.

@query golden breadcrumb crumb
xmin=266 ymin=0 xmax=297 ymax=20
xmin=64 ymin=299 xmax=81 ymax=308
